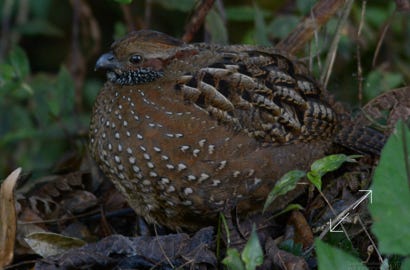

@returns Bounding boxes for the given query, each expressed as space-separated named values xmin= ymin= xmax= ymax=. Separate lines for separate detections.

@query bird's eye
xmin=130 ymin=54 xmax=142 ymax=64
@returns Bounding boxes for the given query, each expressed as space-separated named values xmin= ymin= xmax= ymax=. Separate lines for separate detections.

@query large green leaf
xmin=316 ymin=240 xmax=366 ymax=270
xmin=369 ymin=121 xmax=410 ymax=255
xmin=241 ymin=225 xmax=263 ymax=270
xmin=308 ymin=154 xmax=360 ymax=190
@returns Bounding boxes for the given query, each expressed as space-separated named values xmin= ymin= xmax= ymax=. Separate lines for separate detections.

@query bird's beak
xmin=95 ymin=52 xmax=120 ymax=71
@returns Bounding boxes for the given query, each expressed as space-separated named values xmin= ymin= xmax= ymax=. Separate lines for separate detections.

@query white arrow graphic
xmin=330 ymin=212 xmax=350 ymax=232
xmin=352 ymin=189 xmax=373 ymax=210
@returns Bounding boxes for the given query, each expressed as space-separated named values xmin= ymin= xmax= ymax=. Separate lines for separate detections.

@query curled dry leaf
xmin=0 ymin=168 xmax=21 ymax=268
xmin=358 ymin=87 xmax=410 ymax=133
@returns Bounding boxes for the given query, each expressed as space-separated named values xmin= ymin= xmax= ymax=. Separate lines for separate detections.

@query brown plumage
xmin=90 ymin=30 xmax=385 ymax=230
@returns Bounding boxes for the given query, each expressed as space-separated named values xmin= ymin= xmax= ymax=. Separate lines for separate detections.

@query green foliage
xmin=364 ymin=70 xmax=404 ymax=102
xmin=205 ymin=8 xmax=228 ymax=45
xmin=252 ymin=3 xmax=270 ymax=46
xmin=267 ymin=15 xmax=299 ymax=39
xmin=17 ymin=19 xmax=63 ymax=37
xmin=225 ymin=6 xmax=270 ymax=22
xmin=307 ymin=154 xmax=361 ymax=190
xmin=369 ymin=121 xmax=410 ymax=256
xmin=263 ymin=154 xmax=359 ymax=211
xmin=223 ymin=249 xmax=245 ymax=270
xmin=222 ymin=225 xmax=263 ymax=270
xmin=315 ymin=239 xmax=366 ymax=270
xmin=315 ymin=121 xmax=410 ymax=269
xmin=241 ymin=225 xmax=264 ymax=270
xmin=263 ymin=170 xmax=305 ymax=212
xmin=278 ymin=239 xmax=303 ymax=256
xmin=0 ymin=47 xmax=89 ymax=176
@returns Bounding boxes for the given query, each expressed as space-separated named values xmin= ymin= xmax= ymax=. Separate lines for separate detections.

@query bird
xmin=90 ymin=30 xmax=385 ymax=230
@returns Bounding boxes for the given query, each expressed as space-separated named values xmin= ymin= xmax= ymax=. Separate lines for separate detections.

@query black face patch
xmin=107 ymin=68 xmax=164 ymax=85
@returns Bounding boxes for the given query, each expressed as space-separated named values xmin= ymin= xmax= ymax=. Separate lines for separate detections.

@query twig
xmin=154 ymin=225 xmax=175 ymax=268
xmin=356 ymin=1 xmax=367 ymax=106
xmin=182 ymin=0 xmax=215 ymax=43
xmin=357 ymin=216 xmax=384 ymax=264
xmin=320 ymin=0 xmax=355 ymax=88
xmin=276 ymin=0 xmax=345 ymax=54
xmin=372 ymin=13 xmax=393 ymax=67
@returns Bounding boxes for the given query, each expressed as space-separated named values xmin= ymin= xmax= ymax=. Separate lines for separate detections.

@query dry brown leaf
xmin=25 ymin=232 xmax=86 ymax=257
xmin=0 ymin=168 xmax=21 ymax=268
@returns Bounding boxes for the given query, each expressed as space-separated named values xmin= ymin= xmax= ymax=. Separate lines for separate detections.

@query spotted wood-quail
xmin=90 ymin=30 xmax=385 ymax=230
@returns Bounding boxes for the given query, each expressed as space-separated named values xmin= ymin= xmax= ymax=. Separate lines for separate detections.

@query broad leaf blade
xmin=369 ymin=121 xmax=410 ymax=255
xmin=316 ymin=240 xmax=366 ymax=270
xmin=241 ymin=225 xmax=263 ymax=270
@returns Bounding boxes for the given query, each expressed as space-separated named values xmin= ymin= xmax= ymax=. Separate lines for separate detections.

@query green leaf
xmin=52 ymin=66 xmax=75 ymax=117
xmin=267 ymin=15 xmax=299 ymax=39
xmin=241 ymin=225 xmax=263 ymax=270
xmin=113 ymin=21 xmax=127 ymax=40
xmin=364 ymin=70 xmax=403 ymax=101
xmin=0 ymin=64 xmax=16 ymax=83
xmin=205 ymin=8 xmax=228 ymax=45
xmin=310 ymin=154 xmax=360 ymax=177
xmin=263 ymin=170 xmax=305 ymax=212
xmin=278 ymin=239 xmax=303 ymax=256
xmin=219 ymin=213 xmax=231 ymax=246
xmin=253 ymin=3 xmax=270 ymax=46
xmin=222 ymin=248 xmax=245 ymax=270
xmin=401 ymin=258 xmax=410 ymax=270
xmin=307 ymin=171 xmax=322 ymax=191
xmin=296 ymin=0 xmax=317 ymax=14
xmin=226 ymin=6 xmax=270 ymax=22
xmin=315 ymin=240 xmax=366 ymax=270
xmin=308 ymin=154 xmax=360 ymax=191
xmin=369 ymin=121 xmax=410 ymax=255
xmin=17 ymin=19 xmax=63 ymax=37
xmin=8 ymin=47 xmax=30 ymax=79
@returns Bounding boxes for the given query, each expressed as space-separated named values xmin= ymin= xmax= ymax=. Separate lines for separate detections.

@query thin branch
xmin=372 ymin=14 xmax=393 ymax=67
xmin=182 ymin=0 xmax=215 ymax=43
xmin=320 ymin=0 xmax=355 ymax=88
xmin=276 ymin=0 xmax=345 ymax=54
xmin=356 ymin=0 xmax=367 ymax=106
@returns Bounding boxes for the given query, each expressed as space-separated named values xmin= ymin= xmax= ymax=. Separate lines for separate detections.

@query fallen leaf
xmin=0 ymin=168 xmax=21 ymax=268
xmin=25 ymin=232 xmax=86 ymax=257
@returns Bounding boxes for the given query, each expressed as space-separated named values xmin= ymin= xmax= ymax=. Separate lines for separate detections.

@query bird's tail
xmin=334 ymin=124 xmax=386 ymax=155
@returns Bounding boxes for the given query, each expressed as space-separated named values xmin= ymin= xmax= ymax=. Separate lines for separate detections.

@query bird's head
xmin=95 ymin=30 xmax=190 ymax=85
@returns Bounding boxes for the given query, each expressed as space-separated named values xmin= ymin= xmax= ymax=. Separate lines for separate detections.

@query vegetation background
xmin=0 ymin=0 xmax=409 ymax=269
xmin=0 ymin=0 xmax=408 ymax=178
